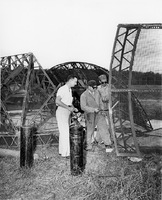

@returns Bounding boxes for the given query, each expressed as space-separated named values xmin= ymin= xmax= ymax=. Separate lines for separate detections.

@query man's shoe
xmin=85 ymin=146 xmax=94 ymax=151
xmin=62 ymin=156 xmax=70 ymax=159
xmin=92 ymin=140 xmax=98 ymax=146
xmin=66 ymin=156 xmax=70 ymax=159
xmin=105 ymin=145 xmax=113 ymax=153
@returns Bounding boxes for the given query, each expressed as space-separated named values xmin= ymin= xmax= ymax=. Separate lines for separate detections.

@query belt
xmin=99 ymin=109 xmax=109 ymax=112
xmin=99 ymin=109 xmax=108 ymax=115
xmin=57 ymin=105 xmax=72 ymax=107
xmin=56 ymin=105 xmax=72 ymax=110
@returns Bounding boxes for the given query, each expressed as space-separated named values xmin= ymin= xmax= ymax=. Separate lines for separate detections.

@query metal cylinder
xmin=70 ymin=123 xmax=84 ymax=176
xmin=20 ymin=126 xmax=36 ymax=168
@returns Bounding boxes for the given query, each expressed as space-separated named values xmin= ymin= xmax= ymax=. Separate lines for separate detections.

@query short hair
xmin=66 ymin=74 xmax=77 ymax=82
xmin=99 ymin=74 xmax=109 ymax=82
xmin=87 ymin=80 xmax=97 ymax=87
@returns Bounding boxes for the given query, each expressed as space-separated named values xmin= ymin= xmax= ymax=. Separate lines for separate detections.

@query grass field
xmin=0 ymin=145 xmax=161 ymax=200
xmin=1 ymin=86 xmax=161 ymax=199
xmin=140 ymin=99 xmax=162 ymax=120
xmin=133 ymin=87 xmax=162 ymax=120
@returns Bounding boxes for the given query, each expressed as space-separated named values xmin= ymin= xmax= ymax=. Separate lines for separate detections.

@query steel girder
xmin=48 ymin=61 xmax=111 ymax=100
xmin=48 ymin=61 xmax=110 ymax=83
xmin=0 ymin=53 xmax=59 ymax=148
xmin=108 ymin=24 xmax=162 ymax=157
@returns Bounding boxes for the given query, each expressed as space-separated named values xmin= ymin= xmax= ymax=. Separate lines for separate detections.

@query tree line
xmin=118 ymin=71 xmax=162 ymax=85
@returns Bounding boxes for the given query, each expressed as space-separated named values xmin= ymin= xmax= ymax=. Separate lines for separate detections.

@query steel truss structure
xmin=0 ymin=56 xmax=109 ymax=148
xmin=0 ymin=53 xmax=155 ymax=156
xmin=0 ymin=53 xmax=59 ymax=147
xmin=108 ymin=23 xmax=162 ymax=157
xmin=1 ymin=24 xmax=161 ymax=157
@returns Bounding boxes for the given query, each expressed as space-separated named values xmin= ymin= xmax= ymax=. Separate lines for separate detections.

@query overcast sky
xmin=1 ymin=0 xmax=162 ymax=72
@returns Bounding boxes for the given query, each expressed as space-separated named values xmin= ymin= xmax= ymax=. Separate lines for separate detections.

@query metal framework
xmin=108 ymin=23 xmax=162 ymax=157
xmin=0 ymin=53 xmax=155 ymax=155
xmin=0 ymin=53 xmax=59 ymax=147
xmin=1 ymin=23 xmax=161 ymax=157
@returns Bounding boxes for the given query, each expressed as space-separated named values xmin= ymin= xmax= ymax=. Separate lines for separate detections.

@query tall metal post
xmin=20 ymin=54 xmax=34 ymax=168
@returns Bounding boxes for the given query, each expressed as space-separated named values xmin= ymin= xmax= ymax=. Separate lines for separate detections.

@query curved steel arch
xmin=48 ymin=61 xmax=110 ymax=81
xmin=108 ymin=23 xmax=162 ymax=157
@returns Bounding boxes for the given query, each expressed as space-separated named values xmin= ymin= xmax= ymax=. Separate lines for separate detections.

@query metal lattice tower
xmin=108 ymin=23 xmax=162 ymax=157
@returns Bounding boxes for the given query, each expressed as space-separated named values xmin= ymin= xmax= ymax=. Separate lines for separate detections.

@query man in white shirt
xmin=55 ymin=75 xmax=78 ymax=158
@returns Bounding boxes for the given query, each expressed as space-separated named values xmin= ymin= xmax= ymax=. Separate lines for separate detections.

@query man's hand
xmin=68 ymin=106 xmax=78 ymax=113
xmin=102 ymin=96 xmax=109 ymax=102
xmin=73 ymin=107 xmax=78 ymax=112
xmin=94 ymin=108 xmax=100 ymax=113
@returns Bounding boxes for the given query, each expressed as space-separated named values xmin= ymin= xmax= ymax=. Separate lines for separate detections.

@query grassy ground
xmin=135 ymin=91 xmax=162 ymax=120
xmin=140 ymin=99 xmax=162 ymax=120
xmin=1 ymin=88 xmax=161 ymax=199
xmin=0 ymin=145 xmax=161 ymax=200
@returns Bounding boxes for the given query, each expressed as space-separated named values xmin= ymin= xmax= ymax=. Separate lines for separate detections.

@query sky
xmin=0 ymin=0 xmax=162 ymax=72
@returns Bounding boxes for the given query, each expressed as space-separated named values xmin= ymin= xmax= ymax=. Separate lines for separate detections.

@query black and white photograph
xmin=0 ymin=0 xmax=162 ymax=199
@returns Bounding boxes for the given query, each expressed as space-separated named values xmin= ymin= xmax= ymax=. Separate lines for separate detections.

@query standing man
xmin=80 ymin=80 xmax=99 ymax=151
xmin=55 ymin=75 xmax=78 ymax=158
xmin=96 ymin=74 xmax=113 ymax=152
